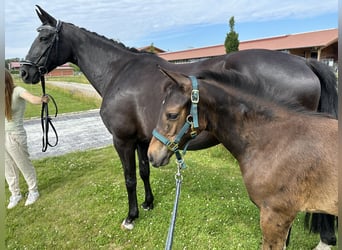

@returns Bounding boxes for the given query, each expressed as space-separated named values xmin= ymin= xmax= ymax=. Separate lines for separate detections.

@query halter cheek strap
xmin=19 ymin=21 xmax=62 ymax=152
xmin=20 ymin=20 xmax=62 ymax=73
xmin=189 ymin=76 xmax=199 ymax=128
xmin=152 ymin=76 xmax=199 ymax=168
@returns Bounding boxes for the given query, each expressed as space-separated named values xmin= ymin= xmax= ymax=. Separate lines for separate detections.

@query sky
xmin=5 ymin=0 xmax=338 ymax=59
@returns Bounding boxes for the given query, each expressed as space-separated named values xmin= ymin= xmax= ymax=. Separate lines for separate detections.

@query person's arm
xmin=20 ymin=91 xmax=49 ymax=105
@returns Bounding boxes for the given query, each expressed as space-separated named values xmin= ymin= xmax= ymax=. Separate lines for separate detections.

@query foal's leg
xmin=285 ymin=226 xmax=292 ymax=247
xmin=260 ymin=208 xmax=295 ymax=250
xmin=137 ymin=142 xmax=154 ymax=210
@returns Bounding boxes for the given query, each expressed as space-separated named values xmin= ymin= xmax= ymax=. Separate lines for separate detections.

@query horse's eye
xmin=39 ymin=36 xmax=48 ymax=42
xmin=166 ymin=113 xmax=179 ymax=120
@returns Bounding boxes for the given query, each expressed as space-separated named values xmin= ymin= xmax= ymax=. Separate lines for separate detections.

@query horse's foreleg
xmin=260 ymin=208 xmax=295 ymax=250
xmin=137 ymin=142 xmax=154 ymax=210
xmin=114 ymin=139 xmax=139 ymax=230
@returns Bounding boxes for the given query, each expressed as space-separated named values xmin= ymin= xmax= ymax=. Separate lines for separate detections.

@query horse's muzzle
xmin=148 ymin=153 xmax=170 ymax=167
xmin=148 ymin=141 xmax=172 ymax=167
xmin=20 ymin=65 xmax=41 ymax=84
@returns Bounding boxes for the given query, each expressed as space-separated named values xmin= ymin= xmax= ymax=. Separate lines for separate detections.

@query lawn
xmin=5 ymin=146 xmax=332 ymax=249
xmin=14 ymin=80 xmax=100 ymax=118
xmin=5 ymin=75 xmax=336 ymax=249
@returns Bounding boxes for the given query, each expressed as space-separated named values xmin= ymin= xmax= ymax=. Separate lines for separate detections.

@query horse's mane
xmin=66 ymin=22 xmax=155 ymax=55
xmin=198 ymin=69 xmax=334 ymax=118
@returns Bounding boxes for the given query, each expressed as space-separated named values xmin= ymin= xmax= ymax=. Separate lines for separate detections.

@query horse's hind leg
xmin=309 ymin=214 xmax=336 ymax=250
xmin=137 ymin=142 xmax=154 ymax=210
xmin=260 ymin=208 xmax=295 ymax=250
xmin=319 ymin=214 xmax=336 ymax=246
xmin=305 ymin=213 xmax=336 ymax=249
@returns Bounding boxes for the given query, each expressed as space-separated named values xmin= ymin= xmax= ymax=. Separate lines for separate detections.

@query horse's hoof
xmin=313 ymin=240 xmax=331 ymax=250
xmin=121 ymin=219 xmax=134 ymax=230
xmin=141 ymin=202 xmax=154 ymax=211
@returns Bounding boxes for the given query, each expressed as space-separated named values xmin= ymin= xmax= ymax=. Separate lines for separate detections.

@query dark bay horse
xmin=148 ymin=68 xmax=338 ymax=249
xmin=20 ymin=6 xmax=337 ymax=242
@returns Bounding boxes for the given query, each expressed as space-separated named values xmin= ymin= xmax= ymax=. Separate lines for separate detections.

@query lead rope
xmin=40 ymin=72 xmax=58 ymax=152
xmin=153 ymin=75 xmax=199 ymax=249
xmin=165 ymin=160 xmax=183 ymax=250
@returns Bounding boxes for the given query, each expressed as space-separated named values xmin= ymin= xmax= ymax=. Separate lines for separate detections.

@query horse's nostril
xmin=148 ymin=155 xmax=154 ymax=163
xmin=20 ymin=70 xmax=27 ymax=78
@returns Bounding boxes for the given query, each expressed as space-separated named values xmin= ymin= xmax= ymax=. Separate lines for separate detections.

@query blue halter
xmin=152 ymin=76 xmax=199 ymax=169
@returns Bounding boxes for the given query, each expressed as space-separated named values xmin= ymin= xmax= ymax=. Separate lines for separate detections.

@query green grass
xmin=12 ymin=73 xmax=91 ymax=85
xmin=45 ymin=74 xmax=90 ymax=84
xmin=14 ymin=79 xmax=100 ymax=119
xmin=6 ymin=75 xmax=337 ymax=249
xmin=5 ymin=145 xmax=334 ymax=249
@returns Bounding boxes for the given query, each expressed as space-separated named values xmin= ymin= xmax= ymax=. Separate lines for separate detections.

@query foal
xmin=148 ymin=69 xmax=338 ymax=249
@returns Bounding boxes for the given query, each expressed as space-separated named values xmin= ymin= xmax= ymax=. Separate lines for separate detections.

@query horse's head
xmin=21 ymin=5 xmax=67 ymax=84
xmin=148 ymin=68 xmax=203 ymax=167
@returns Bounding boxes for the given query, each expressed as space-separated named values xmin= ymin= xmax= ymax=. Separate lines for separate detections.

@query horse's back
xmin=220 ymin=49 xmax=322 ymax=110
xmin=224 ymin=49 xmax=308 ymax=73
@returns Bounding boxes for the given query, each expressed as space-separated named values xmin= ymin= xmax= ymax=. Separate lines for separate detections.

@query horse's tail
xmin=306 ymin=58 xmax=338 ymax=118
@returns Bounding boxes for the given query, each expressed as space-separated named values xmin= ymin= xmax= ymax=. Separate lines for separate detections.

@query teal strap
xmin=189 ymin=76 xmax=199 ymax=128
xmin=152 ymin=129 xmax=178 ymax=151
xmin=174 ymin=122 xmax=191 ymax=144
xmin=151 ymin=75 xmax=200 ymax=169
xmin=152 ymin=129 xmax=186 ymax=169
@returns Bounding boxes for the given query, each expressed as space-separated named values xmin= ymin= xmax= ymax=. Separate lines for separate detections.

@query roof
xmin=10 ymin=61 xmax=21 ymax=68
xmin=56 ymin=63 xmax=74 ymax=69
xmin=158 ymin=28 xmax=338 ymax=61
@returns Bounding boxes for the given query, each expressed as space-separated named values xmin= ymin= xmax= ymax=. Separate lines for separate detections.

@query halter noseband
xmin=152 ymin=76 xmax=200 ymax=168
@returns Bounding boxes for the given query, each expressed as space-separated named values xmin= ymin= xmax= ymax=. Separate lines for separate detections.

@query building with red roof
xmin=8 ymin=62 xmax=74 ymax=76
xmin=158 ymin=28 xmax=337 ymax=68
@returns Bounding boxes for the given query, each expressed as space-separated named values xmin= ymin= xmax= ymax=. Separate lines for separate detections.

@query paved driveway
xmin=25 ymin=109 xmax=112 ymax=160
xmin=24 ymin=81 xmax=113 ymax=159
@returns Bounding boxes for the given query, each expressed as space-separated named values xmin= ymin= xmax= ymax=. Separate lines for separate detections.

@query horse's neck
xmin=66 ymin=25 xmax=134 ymax=96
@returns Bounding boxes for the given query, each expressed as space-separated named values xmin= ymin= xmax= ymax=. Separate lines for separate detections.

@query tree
xmin=149 ymin=43 xmax=155 ymax=53
xmin=224 ymin=16 xmax=239 ymax=54
xmin=69 ymin=62 xmax=81 ymax=72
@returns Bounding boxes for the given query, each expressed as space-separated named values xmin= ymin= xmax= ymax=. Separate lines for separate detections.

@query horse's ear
xmin=158 ymin=66 xmax=192 ymax=92
xmin=35 ymin=5 xmax=57 ymax=27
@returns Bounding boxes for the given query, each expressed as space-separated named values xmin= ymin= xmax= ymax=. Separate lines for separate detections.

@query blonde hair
xmin=5 ymin=69 xmax=16 ymax=121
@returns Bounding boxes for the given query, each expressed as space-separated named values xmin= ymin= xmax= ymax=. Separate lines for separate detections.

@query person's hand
xmin=41 ymin=95 xmax=50 ymax=103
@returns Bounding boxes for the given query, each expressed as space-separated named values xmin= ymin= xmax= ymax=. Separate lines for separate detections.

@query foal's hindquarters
xmin=238 ymin=117 xmax=338 ymax=250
